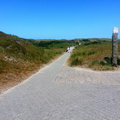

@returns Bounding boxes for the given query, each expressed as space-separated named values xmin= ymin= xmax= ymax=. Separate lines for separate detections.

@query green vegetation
xmin=69 ymin=40 xmax=120 ymax=70
xmin=0 ymin=31 xmax=75 ymax=89
xmin=29 ymin=39 xmax=75 ymax=48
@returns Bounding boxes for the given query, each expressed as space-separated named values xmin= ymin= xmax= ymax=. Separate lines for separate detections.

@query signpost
xmin=112 ymin=27 xmax=119 ymax=66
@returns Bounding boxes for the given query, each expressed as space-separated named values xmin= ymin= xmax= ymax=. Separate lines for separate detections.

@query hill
xmin=0 ymin=31 xmax=75 ymax=92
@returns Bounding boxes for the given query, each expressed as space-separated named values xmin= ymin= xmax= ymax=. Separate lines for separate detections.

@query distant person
xmin=66 ymin=47 xmax=70 ymax=53
xmin=66 ymin=47 xmax=69 ymax=53
xmin=68 ymin=47 xmax=71 ymax=53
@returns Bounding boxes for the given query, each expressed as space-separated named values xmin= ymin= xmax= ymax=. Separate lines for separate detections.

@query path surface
xmin=0 ymin=52 xmax=120 ymax=120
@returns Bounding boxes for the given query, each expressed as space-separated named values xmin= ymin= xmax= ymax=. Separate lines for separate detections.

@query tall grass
xmin=69 ymin=41 xmax=120 ymax=70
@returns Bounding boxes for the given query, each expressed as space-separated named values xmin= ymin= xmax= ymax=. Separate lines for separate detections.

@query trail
xmin=0 ymin=49 xmax=120 ymax=120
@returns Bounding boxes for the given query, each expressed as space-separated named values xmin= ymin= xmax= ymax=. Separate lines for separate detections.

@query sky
xmin=0 ymin=0 xmax=120 ymax=39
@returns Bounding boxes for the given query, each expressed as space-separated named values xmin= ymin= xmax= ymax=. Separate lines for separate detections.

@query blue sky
xmin=0 ymin=0 xmax=120 ymax=39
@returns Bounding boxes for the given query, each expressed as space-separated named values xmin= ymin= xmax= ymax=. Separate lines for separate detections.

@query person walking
xmin=66 ymin=47 xmax=70 ymax=53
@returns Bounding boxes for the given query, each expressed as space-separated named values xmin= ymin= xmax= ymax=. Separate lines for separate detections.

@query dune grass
xmin=0 ymin=31 xmax=75 ymax=91
xmin=69 ymin=41 xmax=120 ymax=70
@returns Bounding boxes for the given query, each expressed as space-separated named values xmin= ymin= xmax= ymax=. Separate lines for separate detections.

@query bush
xmin=117 ymin=57 xmax=120 ymax=65
xmin=70 ymin=57 xmax=83 ymax=66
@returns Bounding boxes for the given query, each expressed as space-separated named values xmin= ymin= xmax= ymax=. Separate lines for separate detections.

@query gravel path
xmin=0 ymin=51 xmax=120 ymax=120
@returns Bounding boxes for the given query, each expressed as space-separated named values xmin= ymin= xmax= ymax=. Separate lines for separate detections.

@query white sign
xmin=113 ymin=27 xmax=119 ymax=33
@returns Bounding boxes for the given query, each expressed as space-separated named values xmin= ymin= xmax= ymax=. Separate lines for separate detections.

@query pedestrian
xmin=66 ymin=47 xmax=69 ymax=53
xmin=66 ymin=47 xmax=70 ymax=53
xmin=69 ymin=47 xmax=71 ymax=53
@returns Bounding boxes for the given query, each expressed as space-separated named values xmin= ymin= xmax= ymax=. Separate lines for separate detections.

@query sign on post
xmin=113 ymin=27 xmax=119 ymax=34
xmin=112 ymin=27 xmax=119 ymax=66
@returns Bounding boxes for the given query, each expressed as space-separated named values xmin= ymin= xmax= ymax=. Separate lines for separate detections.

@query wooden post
xmin=112 ymin=27 xmax=119 ymax=66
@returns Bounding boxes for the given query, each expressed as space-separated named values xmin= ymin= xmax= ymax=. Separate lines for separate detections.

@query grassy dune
xmin=0 ymin=31 xmax=75 ymax=91
xmin=69 ymin=40 xmax=120 ymax=70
